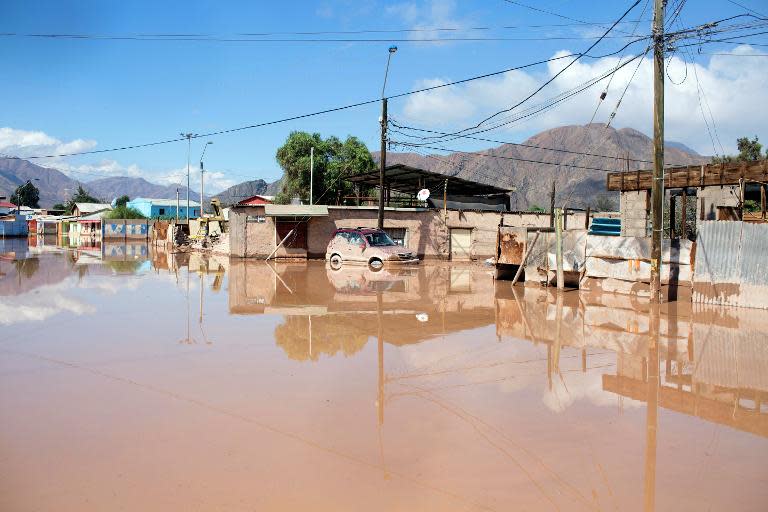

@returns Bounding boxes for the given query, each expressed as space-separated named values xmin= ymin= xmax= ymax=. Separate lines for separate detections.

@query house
xmin=236 ymin=195 xmax=274 ymax=206
xmin=126 ymin=198 xmax=200 ymax=219
xmin=0 ymin=201 xmax=16 ymax=215
xmin=73 ymin=202 xmax=112 ymax=217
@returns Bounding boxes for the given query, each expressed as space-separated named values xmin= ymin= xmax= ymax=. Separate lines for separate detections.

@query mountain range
xmin=380 ymin=124 xmax=710 ymax=209
xmin=1 ymin=124 xmax=709 ymax=210
xmin=0 ymin=159 xmax=201 ymax=207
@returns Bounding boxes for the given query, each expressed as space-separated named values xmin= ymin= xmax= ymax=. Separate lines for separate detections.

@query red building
xmin=236 ymin=195 xmax=273 ymax=206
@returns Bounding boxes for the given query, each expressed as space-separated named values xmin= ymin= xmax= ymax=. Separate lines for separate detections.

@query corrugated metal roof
xmin=129 ymin=198 xmax=200 ymax=207
xmin=75 ymin=203 xmax=112 ymax=214
xmin=264 ymin=204 xmax=329 ymax=217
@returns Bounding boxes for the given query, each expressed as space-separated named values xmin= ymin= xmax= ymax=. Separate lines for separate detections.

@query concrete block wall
xmin=697 ymin=185 xmax=738 ymax=221
xmin=230 ymin=205 xmax=592 ymax=261
xmin=103 ymin=219 xmax=151 ymax=240
xmin=620 ymin=190 xmax=650 ymax=237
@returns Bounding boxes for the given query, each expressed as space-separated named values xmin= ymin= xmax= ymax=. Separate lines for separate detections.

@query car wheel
xmin=368 ymin=258 xmax=383 ymax=271
xmin=329 ymin=254 xmax=343 ymax=270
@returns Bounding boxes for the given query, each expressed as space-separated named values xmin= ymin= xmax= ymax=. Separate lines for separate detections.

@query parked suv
xmin=326 ymin=228 xmax=418 ymax=268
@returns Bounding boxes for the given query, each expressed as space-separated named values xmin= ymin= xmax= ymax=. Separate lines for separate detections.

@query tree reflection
xmin=274 ymin=315 xmax=370 ymax=361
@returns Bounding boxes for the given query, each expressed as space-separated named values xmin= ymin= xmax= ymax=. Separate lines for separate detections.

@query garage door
xmin=450 ymin=228 xmax=472 ymax=260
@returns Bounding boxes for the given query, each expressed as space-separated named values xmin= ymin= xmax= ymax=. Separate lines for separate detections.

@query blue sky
xmin=1 ymin=0 xmax=766 ymax=193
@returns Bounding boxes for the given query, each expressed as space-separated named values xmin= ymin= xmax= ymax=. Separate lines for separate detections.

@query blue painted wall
xmin=126 ymin=199 xmax=199 ymax=218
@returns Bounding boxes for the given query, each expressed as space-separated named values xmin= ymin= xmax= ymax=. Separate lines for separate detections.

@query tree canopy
xmin=712 ymin=135 xmax=767 ymax=163
xmin=10 ymin=181 xmax=40 ymax=208
xmin=274 ymin=131 xmax=375 ymax=204
xmin=115 ymin=195 xmax=130 ymax=207
xmin=54 ymin=185 xmax=102 ymax=214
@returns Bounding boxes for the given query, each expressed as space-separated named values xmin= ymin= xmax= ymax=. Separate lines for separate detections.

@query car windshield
xmin=364 ymin=231 xmax=395 ymax=246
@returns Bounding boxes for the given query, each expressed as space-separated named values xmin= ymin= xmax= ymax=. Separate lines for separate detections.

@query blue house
xmin=126 ymin=198 xmax=201 ymax=219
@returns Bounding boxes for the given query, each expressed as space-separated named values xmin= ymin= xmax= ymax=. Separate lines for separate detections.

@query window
xmin=365 ymin=231 xmax=395 ymax=247
xmin=384 ymin=228 xmax=407 ymax=246
xmin=348 ymin=232 xmax=365 ymax=245
xmin=158 ymin=208 xmax=166 ymax=215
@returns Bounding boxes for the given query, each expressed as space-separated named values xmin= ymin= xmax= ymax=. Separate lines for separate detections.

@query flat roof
xmin=264 ymin=204 xmax=329 ymax=217
xmin=347 ymin=164 xmax=513 ymax=196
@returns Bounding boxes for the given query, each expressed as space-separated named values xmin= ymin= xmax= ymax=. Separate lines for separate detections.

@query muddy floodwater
xmin=1 ymin=239 xmax=767 ymax=511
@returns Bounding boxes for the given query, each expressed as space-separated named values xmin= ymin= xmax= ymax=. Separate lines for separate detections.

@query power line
xmin=390 ymin=141 xmax=623 ymax=173
xmin=389 ymin=122 xmax=655 ymax=163
xmin=418 ymin=1 xmax=643 ymax=142
xmin=0 ymin=46 xmax=649 ymax=162
xmin=2 ymin=32 xmax=649 ymax=43
xmin=725 ymin=0 xmax=768 ymax=19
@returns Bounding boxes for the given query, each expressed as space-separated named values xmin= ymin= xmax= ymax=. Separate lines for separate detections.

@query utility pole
xmin=549 ymin=179 xmax=556 ymax=228
xmin=649 ymin=0 xmax=666 ymax=303
xmin=378 ymin=98 xmax=387 ymax=230
xmin=180 ymin=132 xmax=196 ymax=221
xmin=200 ymin=161 xmax=205 ymax=217
xmin=176 ymin=188 xmax=180 ymax=222
xmin=378 ymin=45 xmax=397 ymax=230
xmin=310 ymin=146 xmax=314 ymax=205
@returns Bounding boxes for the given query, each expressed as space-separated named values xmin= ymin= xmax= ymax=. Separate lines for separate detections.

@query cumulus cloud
xmin=0 ymin=127 xmax=96 ymax=159
xmin=398 ymin=45 xmax=768 ymax=155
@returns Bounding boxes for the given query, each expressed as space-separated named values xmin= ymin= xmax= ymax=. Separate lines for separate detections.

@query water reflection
xmin=2 ymin=240 xmax=767 ymax=511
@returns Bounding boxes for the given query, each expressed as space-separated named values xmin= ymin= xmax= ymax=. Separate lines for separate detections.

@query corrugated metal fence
xmin=693 ymin=221 xmax=768 ymax=309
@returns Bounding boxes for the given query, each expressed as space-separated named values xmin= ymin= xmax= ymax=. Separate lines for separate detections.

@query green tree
xmin=115 ymin=195 xmax=130 ymax=207
xmin=528 ymin=204 xmax=545 ymax=213
xmin=712 ymin=135 xmax=765 ymax=164
xmin=274 ymin=131 xmax=375 ymax=205
xmin=10 ymin=180 xmax=40 ymax=208
xmin=61 ymin=185 xmax=101 ymax=214
xmin=736 ymin=136 xmax=762 ymax=161
xmin=105 ymin=205 xmax=147 ymax=219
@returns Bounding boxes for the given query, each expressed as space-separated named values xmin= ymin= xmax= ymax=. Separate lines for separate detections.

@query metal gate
xmin=450 ymin=228 xmax=472 ymax=260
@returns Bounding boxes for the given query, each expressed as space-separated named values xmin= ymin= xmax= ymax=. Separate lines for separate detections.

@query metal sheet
xmin=693 ymin=221 xmax=768 ymax=309
xmin=497 ymin=226 xmax=526 ymax=265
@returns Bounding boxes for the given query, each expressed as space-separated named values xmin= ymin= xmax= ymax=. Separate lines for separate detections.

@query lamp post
xmin=378 ymin=45 xmax=397 ymax=230
xmin=199 ymin=141 xmax=213 ymax=216
xmin=180 ymin=132 xmax=198 ymax=221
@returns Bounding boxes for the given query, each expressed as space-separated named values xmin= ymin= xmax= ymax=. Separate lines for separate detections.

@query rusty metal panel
xmin=497 ymin=226 xmax=526 ymax=265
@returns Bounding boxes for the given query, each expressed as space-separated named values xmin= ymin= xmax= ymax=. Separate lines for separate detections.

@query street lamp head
xmin=389 ymin=45 xmax=398 ymax=54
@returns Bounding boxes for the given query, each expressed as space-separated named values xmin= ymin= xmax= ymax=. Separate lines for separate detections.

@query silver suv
xmin=325 ymin=228 xmax=418 ymax=268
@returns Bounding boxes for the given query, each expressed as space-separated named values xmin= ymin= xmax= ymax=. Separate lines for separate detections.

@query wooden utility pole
xmin=377 ymin=98 xmax=388 ymax=229
xmin=549 ymin=180 xmax=556 ymax=228
xmin=649 ymin=0 xmax=666 ymax=303
xmin=555 ymin=207 xmax=564 ymax=290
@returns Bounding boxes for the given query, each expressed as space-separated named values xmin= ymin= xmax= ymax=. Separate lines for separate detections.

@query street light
xmin=378 ymin=45 xmax=397 ymax=229
xmin=180 ymin=132 xmax=198 ymax=221
xmin=199 ymin=141 xmax=213 ymax=216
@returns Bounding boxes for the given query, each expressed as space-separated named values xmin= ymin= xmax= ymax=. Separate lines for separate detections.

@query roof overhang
xmin=264 ymin=204 xmax=329 ymax=217
xmin=347 ymin=164 xmax=514 ymax=196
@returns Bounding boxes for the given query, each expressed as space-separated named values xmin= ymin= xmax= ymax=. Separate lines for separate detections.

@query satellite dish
xmin=417 ymin=189 xmax=430 ymax=201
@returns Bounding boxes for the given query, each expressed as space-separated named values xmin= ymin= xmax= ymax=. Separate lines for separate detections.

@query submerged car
xmin=325 ymin=228 xmax=419 ymax=268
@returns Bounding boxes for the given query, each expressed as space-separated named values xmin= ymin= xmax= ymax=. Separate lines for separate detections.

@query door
xmin=450 ymin=228 xmax=472 ymax=260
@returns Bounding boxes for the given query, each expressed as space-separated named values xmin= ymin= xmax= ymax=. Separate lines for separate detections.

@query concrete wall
xmin=103 ymin=219 xmax=153 ymax=240
xmin=697 ymin=185 xmax=739 ymax=221
xmin=230 ymin=206 xmax=591 ymax=261
xmin=620 ymin=190 xmax=649 ymax=237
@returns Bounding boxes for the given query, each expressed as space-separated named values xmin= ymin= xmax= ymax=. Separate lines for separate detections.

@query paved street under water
xmin=1 ymin=238 xmax=767 ymax=511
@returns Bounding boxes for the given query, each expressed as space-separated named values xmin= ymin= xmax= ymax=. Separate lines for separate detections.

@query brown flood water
xmin=1 ymin=239 xmax=767 ymax=511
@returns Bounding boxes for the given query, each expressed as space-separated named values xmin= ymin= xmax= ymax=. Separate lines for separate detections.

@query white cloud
xmin=0 ymin=127 xmax=96 ymax=159
xmin=386 ymin=0 xmax=469 ymax=41
xmin=398 ymin=45 xmax=768 ymax=155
